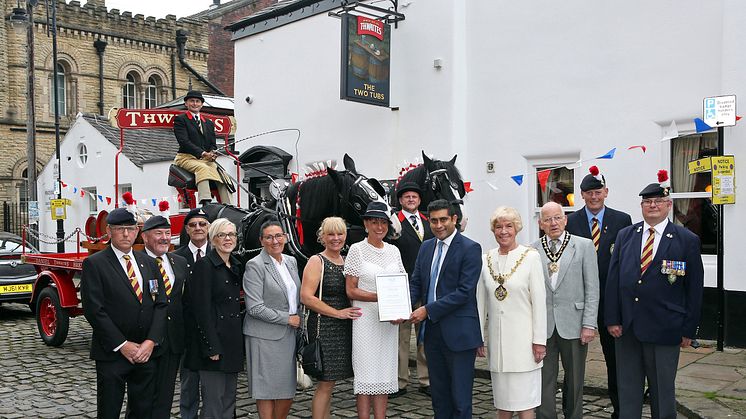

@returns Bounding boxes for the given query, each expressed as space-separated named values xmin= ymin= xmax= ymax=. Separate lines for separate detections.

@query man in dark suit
xmin=81 ymin=208 xmax=168 ymax=419
xmin=409 ymin=199 xmax=482 ymax=419
xmin=173 ymin=207 xmax=210 ymax=419
xmin=141 ymin=215 xmax=190 ymax=419
xmin=173 ymin=90 xmax=232 ymax=205
xmin=605 ymin=170 xmax=703 ymax=419
xmin=565 ymin=166 xmax=631 ymax=418
xmin=390 ymin=182 xmax=432 ymax=398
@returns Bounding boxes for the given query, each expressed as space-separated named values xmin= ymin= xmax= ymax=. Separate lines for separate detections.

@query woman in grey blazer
xmin=243 ymin=219 xmax=301 ymax=419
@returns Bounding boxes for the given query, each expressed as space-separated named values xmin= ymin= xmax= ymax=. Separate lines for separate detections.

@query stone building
xmin=0 ymin=0 xmax=273 ymax=234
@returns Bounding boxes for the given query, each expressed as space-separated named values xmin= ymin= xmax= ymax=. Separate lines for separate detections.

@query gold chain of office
xmin=486 ymin=248 xmax=531 ymax=301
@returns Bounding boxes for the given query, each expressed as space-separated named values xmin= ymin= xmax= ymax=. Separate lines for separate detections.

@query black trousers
xmin=598 ymin=308 xmax=619 ymax=418
xmin=96 ymin=357 xmax=157 ymax=419
xmin=152 ymin=349 xmax=181 ymax=419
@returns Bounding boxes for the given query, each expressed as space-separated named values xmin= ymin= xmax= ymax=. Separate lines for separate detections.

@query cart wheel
xmin=35 ymin=287 xmax=69 ymax=346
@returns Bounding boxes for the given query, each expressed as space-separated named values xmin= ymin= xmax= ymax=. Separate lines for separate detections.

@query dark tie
xmin=409 ymin=214 xmax=422 ymax=240
xmin=194 ymin=115 xmax=203 ymax=134
xmin=550 ymin=239 xmax=559 ymax=255
xmin=196 ymin=248 xmax=202 ymax=260
xmin=640 ymin=228 xmax=655 ymax=275
xmin=156 ymin=256 xmax=172 ymax=297
xmin=122 ymin=255 xmax=142 ymax=303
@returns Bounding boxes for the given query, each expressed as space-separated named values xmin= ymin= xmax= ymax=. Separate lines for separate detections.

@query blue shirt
xmin=584 ymin=206 xmax=606 ymax=232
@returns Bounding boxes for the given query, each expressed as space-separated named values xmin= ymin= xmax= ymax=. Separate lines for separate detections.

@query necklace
xmin=541 ymin=233 xmax=571 ymax=274
xmin=486 ymin=247 xmax=531 ymax=301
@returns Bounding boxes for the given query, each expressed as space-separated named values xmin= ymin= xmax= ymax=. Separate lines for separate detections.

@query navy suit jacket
xmin=566 ymin=206 xmax=632 ymax=304
xmin=410 ymin=231 xmax=483 ymax=352
xmin=604 ymin=221 xmax=704 ymax=345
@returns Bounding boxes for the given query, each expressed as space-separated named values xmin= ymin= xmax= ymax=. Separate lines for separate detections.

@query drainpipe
xmin=171 ymin=53 xmax=177 ymax=99
xmin=175 ymin=29 xmax=224 ymax=95
xmin=93 ymin=38 xmax=107 ymax=116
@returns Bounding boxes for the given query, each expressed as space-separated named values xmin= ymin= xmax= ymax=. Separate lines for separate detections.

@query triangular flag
xmin=737 ymin=116 xmax=742 ymax=122
xmin=98 ymin=195 xmax=103 ymax=202
xmin=61 ymin=181 xmax=68 ymax=188
xmin=694 ymin=118 xmax=713 ymax=133
xmin=661 ymin=120 xmax=678 ymax=141
xmin=596 ymin=148 xmax=616 ymax=159
xmin=511 ymin=175 xmax=524 ymax=186
xmin=464 ymin=182 xmax=473 ymax=193
xmin=486 ymin=181 xmax=498 ymax=191
xmin=151 ymin=199 xmax=157 ymax=206
xmin=537 ymin=169 xmax=551 ymax=192
xmin=565 ymin=160 xmax=582 ymax=170
xmin=628 ymin=145 xmax=647 ymax=153
xmin=73 ymin=187 xmax=78 ymax=194
xmin=80 ymin=190 xmax=85 ymax=197
xmin=106 ymin=197 xmax=112 ymax=205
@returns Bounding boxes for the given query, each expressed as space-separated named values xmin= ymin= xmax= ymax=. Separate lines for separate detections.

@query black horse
xmin=391 ymin=151 xmax=469 ymax=230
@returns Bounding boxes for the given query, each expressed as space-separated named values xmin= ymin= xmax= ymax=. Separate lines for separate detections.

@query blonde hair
xmin=317 ymin=217 xmax=347 ymax=245
xmin=489 ymin=206 xmax=523 ymax=233
xmin=208 ymin=218 xmax=236 ymax=242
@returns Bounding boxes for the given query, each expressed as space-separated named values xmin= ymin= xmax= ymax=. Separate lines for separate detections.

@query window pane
xmin=536 ymin=166 xmax=574 ymax=207
xmin=84 ymin=187 xmax=97 ymax=214
xmin=51 ymin=64 xmax=66 ymax=114
xmin=672 ymin=197 xmax=717 ymax=255
xmin=670 ymin=132 xmax=718 ymax=193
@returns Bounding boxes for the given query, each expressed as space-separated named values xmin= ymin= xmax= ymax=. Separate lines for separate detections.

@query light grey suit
xmin=533 ymin=234 xmax=599 ymax=419
xmin=243 ymin=250 xmax=302 ymax=400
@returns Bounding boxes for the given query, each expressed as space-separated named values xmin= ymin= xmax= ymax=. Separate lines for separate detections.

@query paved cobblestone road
xmin=1 ymin=303 xmax=675 ymax=418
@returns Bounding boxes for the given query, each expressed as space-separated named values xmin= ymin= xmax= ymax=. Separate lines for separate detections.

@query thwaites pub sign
xmin=340 ymin=15 xmax=391 ymax=107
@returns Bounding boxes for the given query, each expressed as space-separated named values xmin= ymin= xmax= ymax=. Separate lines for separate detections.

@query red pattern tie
xmin=122 ymin=255 xmax=142 ymax=303
xmin=640 ymin=228 xmax=655 ymax=275
xmin=156 ymin=256 xmax=172 ymax=297
xmin=591 ymin=218 xmax=600 ymax=252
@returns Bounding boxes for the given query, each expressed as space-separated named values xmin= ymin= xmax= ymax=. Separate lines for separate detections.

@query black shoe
xmin=419 ymin=386 xmax=431 ymax=397
xmin=390 ymin=388 xmax=407 ymax=399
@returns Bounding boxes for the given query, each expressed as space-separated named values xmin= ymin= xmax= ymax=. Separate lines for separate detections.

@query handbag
xmin=298 ymin=255 xmax=325 ymax=379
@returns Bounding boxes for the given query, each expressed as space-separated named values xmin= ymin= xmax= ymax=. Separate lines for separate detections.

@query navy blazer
xmin=153 ymin=252 xmax=190 ymax=355
xmin=566 ymin=206 xmax=632 ymax=302
xmin=410 ymin=231 xmax=483 ymax=352
xmin=604 ymin=221 xmax=704 ymax=345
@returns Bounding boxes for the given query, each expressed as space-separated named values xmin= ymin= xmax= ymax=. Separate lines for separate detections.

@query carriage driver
xmin=173 ymin=90 xmax=233 ymax=206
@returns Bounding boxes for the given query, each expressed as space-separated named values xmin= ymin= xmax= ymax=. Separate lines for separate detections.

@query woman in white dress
xmin=477 ymin=206 xmax=547 ymax=418
xmin=344 ymin=201 xmax=406 ymax=419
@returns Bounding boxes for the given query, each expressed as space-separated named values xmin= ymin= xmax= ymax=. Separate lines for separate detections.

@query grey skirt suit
xmin=243 ymin=250 xmax=302 ymax=400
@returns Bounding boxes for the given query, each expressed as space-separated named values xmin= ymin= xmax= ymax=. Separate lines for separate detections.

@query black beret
xmin=184 ymin=207 xmax=209 ymax=225
xmin=184 ymin=90 xmax=204 ymax=102
xmin=580 ymin=174 xmax=606 ymax=191
xmin=142 ymin=215 xmax=170 ymax=232
xmin=106 ymin=208 xmax=137 ymax=226
xmin=639 ymin=183 xmax=670 ymax=198
xmin=396 ymin=182 xmax=423 ymax=199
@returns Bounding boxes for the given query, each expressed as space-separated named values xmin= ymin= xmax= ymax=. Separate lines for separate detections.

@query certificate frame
xmin=375 ymin=272 xmax=412 ymax=322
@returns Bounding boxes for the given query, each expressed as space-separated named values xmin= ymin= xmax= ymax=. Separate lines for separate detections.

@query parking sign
xmin=703 ymin=95 xmax=736 ymax=127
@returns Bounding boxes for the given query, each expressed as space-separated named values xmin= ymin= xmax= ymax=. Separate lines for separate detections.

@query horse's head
xmin=327 ymin=154 xmax=402 ymax=238
xmin=422 ymin=151 xmax=469 ymax=231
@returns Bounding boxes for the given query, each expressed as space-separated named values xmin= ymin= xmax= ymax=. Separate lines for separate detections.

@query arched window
xmin=145 ymin=76 xmax=160 ymax=109
xmin=122 ymin=73 xmax=137 ymax=108
xmin=51 ymin=63 xmax=66 ymax=115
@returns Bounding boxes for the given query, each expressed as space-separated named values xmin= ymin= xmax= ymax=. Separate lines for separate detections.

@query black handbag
xmin=297 ymin=254 xmax=326 ymax=379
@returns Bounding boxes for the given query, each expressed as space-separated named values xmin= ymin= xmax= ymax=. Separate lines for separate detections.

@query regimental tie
xmin=591 ymin=217 xmax=600 ymax=252
xmin=640 ymin=227 xmax=656 ymax=275
xmin=410 ymin=214 xmax=423 ymax=241
xmin=156 ymin=256 xmax=172 ymax=297
xmin=122 ymin=255 xmax=143 ymax=303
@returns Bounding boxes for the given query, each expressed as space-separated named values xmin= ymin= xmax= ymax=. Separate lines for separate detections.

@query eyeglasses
xmin=110 ymin=226 xmax=138 ymax=233
xmin=641 ymin=198 xmax=670 ymax=207
xmin=216 ymin=232 xmax=237 ymax=240
xmin=262 ymin=233 xmax=287 ymax=242
xmin=541 ymin=215 xmax=565 ymax=224
xmin=187 ymin=221 xmax=209 ymax=228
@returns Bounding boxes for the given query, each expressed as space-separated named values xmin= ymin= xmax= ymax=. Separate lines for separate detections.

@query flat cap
xmin=106 ymin=208 xmax=137 ymax=226
xmin=142 ymin=215 xmax=170 ymax=232
xmin=184 ymin=207 xmax=209 ymax=225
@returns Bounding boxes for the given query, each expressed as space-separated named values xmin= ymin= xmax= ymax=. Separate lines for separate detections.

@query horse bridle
xmin=339 ymin=174 xmax=384 ymax=223
xmin=425 ymin=168 xmax=464 ymax=205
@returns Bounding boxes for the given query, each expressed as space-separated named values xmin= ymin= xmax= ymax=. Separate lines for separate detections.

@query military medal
xmin=660 ymin=260 xmax=686 ymax=284
xmin=487 ymin=248 xmax=532 ymax=301
xmin=541 ymin=234 xmax=571 ymax=275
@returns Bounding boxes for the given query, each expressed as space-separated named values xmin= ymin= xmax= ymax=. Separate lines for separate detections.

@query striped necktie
xmin=640 ymin=227 xmax=655 ymax=275
xmin=591 ymin=217 xmax=600 ymax=252
xmin=410 ymin=214 xmax=423 ymax=241
xmin=156 ymin=256 xmax=172 ymax=297
xmin=122 ymin=255 xmax=142 ymax=303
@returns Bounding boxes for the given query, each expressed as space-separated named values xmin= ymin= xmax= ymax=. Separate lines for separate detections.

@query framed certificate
xmin=376 ymin=272 xmax=412 ymax=322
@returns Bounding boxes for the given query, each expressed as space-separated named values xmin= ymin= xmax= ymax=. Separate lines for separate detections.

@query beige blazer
xmin=477 ymin=245 xmax=547 ymax=373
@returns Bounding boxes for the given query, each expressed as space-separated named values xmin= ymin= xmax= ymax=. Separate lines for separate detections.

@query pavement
xmin=0 ymin=302 xmax=744 ymax=418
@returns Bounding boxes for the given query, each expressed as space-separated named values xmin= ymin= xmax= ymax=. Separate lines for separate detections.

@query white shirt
xmin=548 ymin=232 xmax=566 ymax=290
xmin=401 ymin=209 xmax=423 ymax=234
xmin=145 ymin=249 xmax=174 ymax=288
xmin=110 ymin=245 xmax=144 ymax=352
xmin=188 ymin=241 xmax=208 ymax=262
xmin=430 ymin=229 xmax=457 ymax=301
xmin=272 ymin=256 xmax=298 ymax=315
xmin=641 ymin=218 xmax=669 ymax=260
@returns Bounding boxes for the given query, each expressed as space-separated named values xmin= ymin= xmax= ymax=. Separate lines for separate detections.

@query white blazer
xmin=477 ymin=245 xmax=547 ymax=373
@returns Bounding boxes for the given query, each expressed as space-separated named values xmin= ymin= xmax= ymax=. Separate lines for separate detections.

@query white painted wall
xmin=229 ymin=0 xmax=741 ymax=290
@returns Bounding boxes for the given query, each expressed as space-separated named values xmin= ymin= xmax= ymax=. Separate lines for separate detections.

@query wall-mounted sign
xmin=711 ymin=155 xmax=735 ymax=204
xmin=110 ymin=109 xmax=236 ymax=136
xmin=688 ymin=157 xmax=712 ymax=175
xmin=50 ymin=198 xmax=69 ymax=221
xmin=341 ymin=15 xmax=391 ymax=107
xmin=703 ymin=95 xmax=736 ymax=128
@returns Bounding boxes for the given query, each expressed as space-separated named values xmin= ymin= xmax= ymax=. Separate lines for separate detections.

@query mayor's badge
xmin=661 ymin=260 xmax=686 ymax=284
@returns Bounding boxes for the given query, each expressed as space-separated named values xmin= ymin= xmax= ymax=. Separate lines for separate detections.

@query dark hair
xmin=427 ymin=199 xmax=457 ymax=216
xmin=259 ymin=219 xmax=282 ymax=237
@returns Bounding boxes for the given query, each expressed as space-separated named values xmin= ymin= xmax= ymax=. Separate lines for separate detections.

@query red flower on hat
xmin=657 ymin=170 xmax=668 ymax=183
xmin=122 ymin=192 xmax=135 ymax=205
xmin=589 ymin=166 xmax=599 ymax=176
xmin=158 ymin=200 xmax=169 ymax=212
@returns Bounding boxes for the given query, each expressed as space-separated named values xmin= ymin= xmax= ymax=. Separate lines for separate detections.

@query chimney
xmin=209 ymin=0 xmax=220 ymax=8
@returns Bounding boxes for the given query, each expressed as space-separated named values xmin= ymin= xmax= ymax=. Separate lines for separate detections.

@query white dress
xmin=343 ymin=240 xmax=405 ymax=395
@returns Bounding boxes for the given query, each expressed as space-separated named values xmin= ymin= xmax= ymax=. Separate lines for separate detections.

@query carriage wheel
xmin=35 ymin=287 xmax=69 ymax=347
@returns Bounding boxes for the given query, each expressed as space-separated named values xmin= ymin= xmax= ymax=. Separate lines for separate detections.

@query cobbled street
xmin=1 ymin=303 xmax=666 ymax=418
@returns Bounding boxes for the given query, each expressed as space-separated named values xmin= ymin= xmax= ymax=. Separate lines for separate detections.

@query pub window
xmin=670 ymin=132 xmax=718 ymax=254
xmin=535 ymin=165 xmax=575 ymax=209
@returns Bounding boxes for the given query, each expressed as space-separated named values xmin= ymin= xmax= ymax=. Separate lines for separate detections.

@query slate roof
xmin=225 ymin=0 xmax=333 ymax=34
xmin=81 ymin=114 xmax=178 ymax=169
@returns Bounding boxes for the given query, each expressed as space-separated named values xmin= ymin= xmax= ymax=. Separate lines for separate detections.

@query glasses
xmin=541 ymin=215 xmax=565 ymax=224
xmin=216 ymin=232 xmax=237 ymax=240
xmin=110 ymin=226 xmax=138 ymax=233
xmin=262 ymin=233 xmax=287 ymax=242
xmin=187 ymin=221 xmax=209 ymax=228
xmin=641 ymin=198 xmax=670 ymax=207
